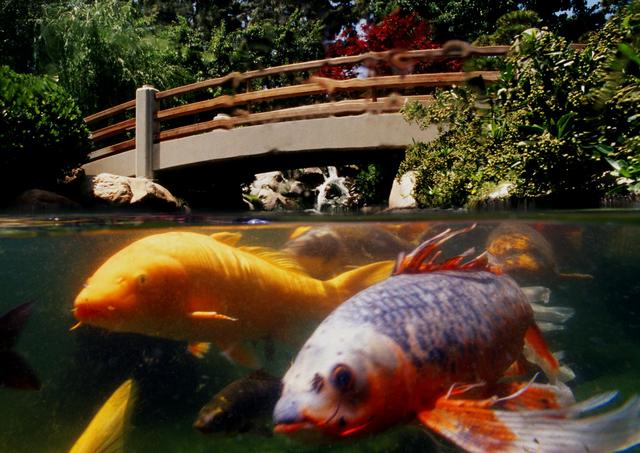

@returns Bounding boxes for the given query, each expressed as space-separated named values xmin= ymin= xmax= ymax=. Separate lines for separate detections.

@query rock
xmin=12 ymin=189 xmax=81 ymax=212
xmin=485 ymin=182 xmax=514 ymax=200
xmin=252 ymin=171 xmax=287 ymax=194
xmin=88 ymin=173 xmax=183 ymax=210
xmin=388 ymin=171 xmax=417 ymax=209
xmin=295 ymin=168 xmax=325 ymax=189
xmin=256 ymin=187 xmax=296 ymax=210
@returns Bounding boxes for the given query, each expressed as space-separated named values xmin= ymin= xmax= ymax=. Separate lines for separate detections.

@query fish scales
xmin=331 ymin=271 xmax=531 ymax=379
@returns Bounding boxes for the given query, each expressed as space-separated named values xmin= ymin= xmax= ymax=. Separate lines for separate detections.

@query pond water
xmin=0 ymin=211 xmax=639 ymax=452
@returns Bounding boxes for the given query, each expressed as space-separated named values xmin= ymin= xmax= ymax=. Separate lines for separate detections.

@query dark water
xmin=0 ymin=211 xmax=639 ymax=452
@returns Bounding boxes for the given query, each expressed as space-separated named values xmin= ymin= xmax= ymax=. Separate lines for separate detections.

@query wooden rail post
xmin=135 ymin=85 xmax=158 ymax=178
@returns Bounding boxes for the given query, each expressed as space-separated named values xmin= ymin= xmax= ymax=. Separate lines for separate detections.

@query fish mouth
xmin=274 ymin=421 xmax=316 ymax=434
xmin=73 ymin=303 xmax=114 ymax=321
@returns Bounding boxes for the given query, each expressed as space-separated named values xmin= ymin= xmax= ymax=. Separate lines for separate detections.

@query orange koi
xmin=274 ymin=226 xmax=640 ymax=451
xmin=73 ymin=231 xmax=394 ymax=366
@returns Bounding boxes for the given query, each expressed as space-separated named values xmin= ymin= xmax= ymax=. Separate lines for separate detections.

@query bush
xmin=400 ymin=2 xmax=640 ymax=208
xmin=0 ymin=66 xmax=91 ymax=201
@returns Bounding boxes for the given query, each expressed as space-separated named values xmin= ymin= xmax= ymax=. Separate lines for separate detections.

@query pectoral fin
xmin=187 ymin=342 xmax=211 ymax=359
xmin=218 ymin=341 xmax=261 ymax=369
xmin=189 ymin=311 xmax=238 ymax=322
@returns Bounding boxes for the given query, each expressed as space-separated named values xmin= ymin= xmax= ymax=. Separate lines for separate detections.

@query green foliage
xmin=353 ymin=164 xmax=385 ymax=206
xmin=203 ymin=9 xmax=324 ymax=80
xmin=36 ymin=0 xmax=194 ymax=113
xmin=474 ymin=10 xmax=542 ymax=45
xmin=0 ymin=66 xmax=91 ymax=199
xmin=400 ymin=3 xmax=640 ymax=208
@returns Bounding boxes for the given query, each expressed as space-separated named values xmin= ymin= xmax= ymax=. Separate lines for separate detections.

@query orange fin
xmin=210 ymin=232 xmax=242 ymax=246
xmin=393 ymin=224 xmax=501 ymax=276
xmin=419 ymin=392 xmax=640 ymax=453
xmin=219 ymin=342 xmax=261 ymax=369
xmin=328 ymin=260 xmax=395 ymax=296
xmin=237 ymin=246 xmax=308 ymax=274
xmin=488 ymin=381 xmax=575 ymax=411
xmin=288 ymin=225 xmax=312 ymax=240
xmin=189 ymin=311 xmax=238 ymax=322
xmin=523 ymin=324 xmax=559 ymax=383
xmin=187 ymin=342 xmax=211 ymax=359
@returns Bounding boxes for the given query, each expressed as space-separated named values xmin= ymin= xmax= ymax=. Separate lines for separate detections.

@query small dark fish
xmin=0 ymin=301 xmax=41 ymax=390
xmin=194 ymin=369 xmax=282 ymax=435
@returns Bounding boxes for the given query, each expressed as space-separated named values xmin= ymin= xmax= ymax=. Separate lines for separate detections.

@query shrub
xmin=400 ymin=2 xmax=640 ymax=208
xmin=0 ymin=66 xmax=91 ymax=201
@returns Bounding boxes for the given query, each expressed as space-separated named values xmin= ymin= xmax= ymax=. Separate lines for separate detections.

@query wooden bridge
xmin=82 ymin=42 xmax=511 ymax=182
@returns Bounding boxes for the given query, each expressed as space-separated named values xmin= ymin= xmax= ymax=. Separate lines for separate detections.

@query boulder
xmin=12 ymin=189 xmax=81 ymax=212
xmin=88 ymin=173 xmax=183 ymax=210
xmin=388 ymin=171 xmax=417 ymax=209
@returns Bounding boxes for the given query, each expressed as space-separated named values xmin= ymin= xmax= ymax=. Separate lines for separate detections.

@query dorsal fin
xmin=238 ymin=246 xmax=308 ymax=274
xmin=210 ymin=232 xmax=242 ymax=246
xmin=393 ymin=224 xmax=501 ymax=275
xmin=288 ymin=226 xmax=312 ymax=240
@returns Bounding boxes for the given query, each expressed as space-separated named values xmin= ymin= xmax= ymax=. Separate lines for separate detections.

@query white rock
xmin=388 ymin=171 xmax=417 ymax=209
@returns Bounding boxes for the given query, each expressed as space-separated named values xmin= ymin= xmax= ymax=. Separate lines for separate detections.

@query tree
xmin=36 ymin=0 xmax=193 ymax=113
xmin=0 ymin=66 xmax=91 ymax=201
xmin=353 ymin=0 xmax=608 ymax=42
xmin=318 ymin=11 xmax=459 ymax=79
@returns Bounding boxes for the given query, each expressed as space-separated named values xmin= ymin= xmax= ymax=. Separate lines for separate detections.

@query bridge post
xmin=135 ymin=85 xmax=158 ymax=179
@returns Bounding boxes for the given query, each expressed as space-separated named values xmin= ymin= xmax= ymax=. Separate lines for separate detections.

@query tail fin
xmin=69 ymin=379 xmax=136 ymax=453
xmin=420 ymin=391 xmax=640 ymax=453
xmin=328 ymin=260 xmax=395 ymax=297
xmin=0 ymin=301 xmax=40 ymax=390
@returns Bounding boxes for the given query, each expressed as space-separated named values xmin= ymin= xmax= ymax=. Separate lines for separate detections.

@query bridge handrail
xmin=89 ymin=71 xmax=500 ymax=142
xmin=83 ymin=42 xmax=509 ymax=125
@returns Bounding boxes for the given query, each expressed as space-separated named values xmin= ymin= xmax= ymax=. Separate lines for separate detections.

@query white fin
xmin=421 ymin=391 xmax=640 ymax=453
xmin=491 ymin=393 xmax=640 ymax=453
xmin=530 ymin=302 xmax=575 ymax=324
xmin=522 ymin=286 xmax=551 ymax=304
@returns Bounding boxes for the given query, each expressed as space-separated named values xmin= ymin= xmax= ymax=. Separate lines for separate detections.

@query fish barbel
xmin=73 ymin=231 xmax=393 ymax=366
xmin=274 ymin=225 xmax=640 ymax=452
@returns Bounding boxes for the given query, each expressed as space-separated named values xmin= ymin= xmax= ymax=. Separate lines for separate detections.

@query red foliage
xmin=317 ymin=12 xmax=461 ymax=79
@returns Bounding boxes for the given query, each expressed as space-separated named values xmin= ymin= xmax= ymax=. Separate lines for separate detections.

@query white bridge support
xmin=134 ymin=85 xmax=158 ymax=179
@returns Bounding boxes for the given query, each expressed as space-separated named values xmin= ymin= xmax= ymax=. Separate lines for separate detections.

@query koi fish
xmin=274 ymin=226 xmax=640 ymax=451
xmin=0 ymin=301 xmax=40 ymax=390
xmin=486 ymin=222 xmax=592 ymax=285
xmin=69 ymin=378 xmax=136 ymax=453
xmin=194 ymin=369 xmax=282 ymax=435
xmin=73 ymin=231 xmax=394 ymax=366
xmin=284 ymin=224 xmax=415 ymax=279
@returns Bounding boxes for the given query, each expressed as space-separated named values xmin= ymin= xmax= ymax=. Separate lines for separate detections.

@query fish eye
xmin=137 ymin=274 xmax=147 ymax=285
xmin=330 ymin=364 xmax=354 ymax=393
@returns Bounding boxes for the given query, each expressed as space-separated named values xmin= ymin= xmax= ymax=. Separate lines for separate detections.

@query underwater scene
xmin=1 ymin=212 xmax=639 ymax=452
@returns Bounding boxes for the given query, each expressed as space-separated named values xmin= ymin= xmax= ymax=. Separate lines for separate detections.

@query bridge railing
xmin=83 ymin=41 xmax=520 ymax=176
